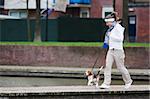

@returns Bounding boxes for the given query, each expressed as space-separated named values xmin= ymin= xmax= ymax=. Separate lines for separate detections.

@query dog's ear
xmin=87 ymin=70 xmax=93 ymax=76
xmin=85 ymin=69 xmax=92 ymax=76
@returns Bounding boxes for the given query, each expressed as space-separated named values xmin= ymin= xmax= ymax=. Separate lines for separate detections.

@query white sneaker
xmin=124 ymin=80 xmax=133 ymax=89
xmin=99 ymin=84 xmax=110 ymax=89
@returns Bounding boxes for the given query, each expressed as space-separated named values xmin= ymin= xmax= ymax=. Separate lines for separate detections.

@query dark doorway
xmin=0 ymin=0 xmax=4 ymax=14
xmin=128 ymin=15 xmax=136 ymax=42
xmin=0 ymin=0 xmax=4 ymax=5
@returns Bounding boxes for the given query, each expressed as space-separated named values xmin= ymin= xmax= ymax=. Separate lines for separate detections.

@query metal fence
xmin=0 ymin=17 xmax=107 ymax=42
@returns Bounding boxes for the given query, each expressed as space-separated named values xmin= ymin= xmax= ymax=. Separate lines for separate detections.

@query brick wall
xmin=133 ymin=7 xmax=149 ymax=42
xmin=90 ymin=0 xmax=113 ymax=18
xmin=0 ymin=45 xmax=149 ymax=69
xmin=90 ymin=0 xmax=123 ymax=18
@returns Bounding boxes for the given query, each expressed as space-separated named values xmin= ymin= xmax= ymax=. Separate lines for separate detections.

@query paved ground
xmin=0 ymin=65 xmax=149 ymax=75
xmin=0 ymin=65 xmax=149 ymax=98
xmin=0 ymin=65 xmax=149 ymax=80
xmin=0 ymin=85 xmax=149 ymax=94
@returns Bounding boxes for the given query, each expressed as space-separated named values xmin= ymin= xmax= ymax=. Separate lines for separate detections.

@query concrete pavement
xmin=0 ymin=65 xmax=149 ymax=80
xmin=0 ymin=85 xmax=149 ymax=98
xmin=0 ymin=65 xmax=149 ymax=98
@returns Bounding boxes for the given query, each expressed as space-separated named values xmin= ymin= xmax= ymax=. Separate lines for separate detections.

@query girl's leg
xmin=114 ymin=50 xmax=132 ymax=84
xmin=103 ymin=50 xmax=114 ymax=85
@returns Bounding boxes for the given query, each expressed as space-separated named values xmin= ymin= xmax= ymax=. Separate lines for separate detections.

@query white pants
xmin=103 ymin=49 xmax=132 ymax=85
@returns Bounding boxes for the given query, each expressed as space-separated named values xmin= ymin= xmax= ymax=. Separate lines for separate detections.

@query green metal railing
xmin=0 ymin=17 xmax=106 ymax=42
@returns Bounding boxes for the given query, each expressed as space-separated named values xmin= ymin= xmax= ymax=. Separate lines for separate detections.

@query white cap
xmin=104 ymin=18 xmax=115 ymax=22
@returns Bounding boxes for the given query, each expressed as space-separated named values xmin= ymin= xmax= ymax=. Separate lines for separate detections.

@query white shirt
xmin=109 ymin=23 xmax=125 ymax=50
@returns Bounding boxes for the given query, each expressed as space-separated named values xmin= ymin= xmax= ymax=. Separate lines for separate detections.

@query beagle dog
xmin=85 ymin=66 xmax=103 ymax=87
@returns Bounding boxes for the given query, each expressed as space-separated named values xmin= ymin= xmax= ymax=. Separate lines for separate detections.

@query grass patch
xmin=0 ymin=42 xmax=149 ymax=47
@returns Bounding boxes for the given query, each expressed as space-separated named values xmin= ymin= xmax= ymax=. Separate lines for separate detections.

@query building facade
xmin=128 ymin=0 xmax=149 ymax=42
xmin=61 ymin=0 xmax=150 ymax=42
xmin=0 ymin=0 xmax=149 ymax=42
xmin=72 ymin=0 xmax=149 ymax=42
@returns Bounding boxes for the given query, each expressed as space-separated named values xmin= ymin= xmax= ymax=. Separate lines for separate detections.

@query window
xmin=102 ymin=6 xmax=114 ymax=18
xmin=129 ymin=0 xmax=135 ymax=3
xmin=80 ymin=8 xmax=90 ymax=18
xmin=20 ymin=12 xmax=27 ymax=18
xmin=0 ymin=0 xmax=4 ymax=5
xmin=9 ymin=10 xmax=27 ymax=18
xmin=129 ymin=0 xmax=149 ymax=3
xmin=129 ymin=17 xmax=136 ymax=24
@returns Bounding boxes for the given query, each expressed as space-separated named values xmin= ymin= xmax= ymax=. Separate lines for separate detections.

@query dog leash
xmin=91 ymin=48 xmax=107 ymax=71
